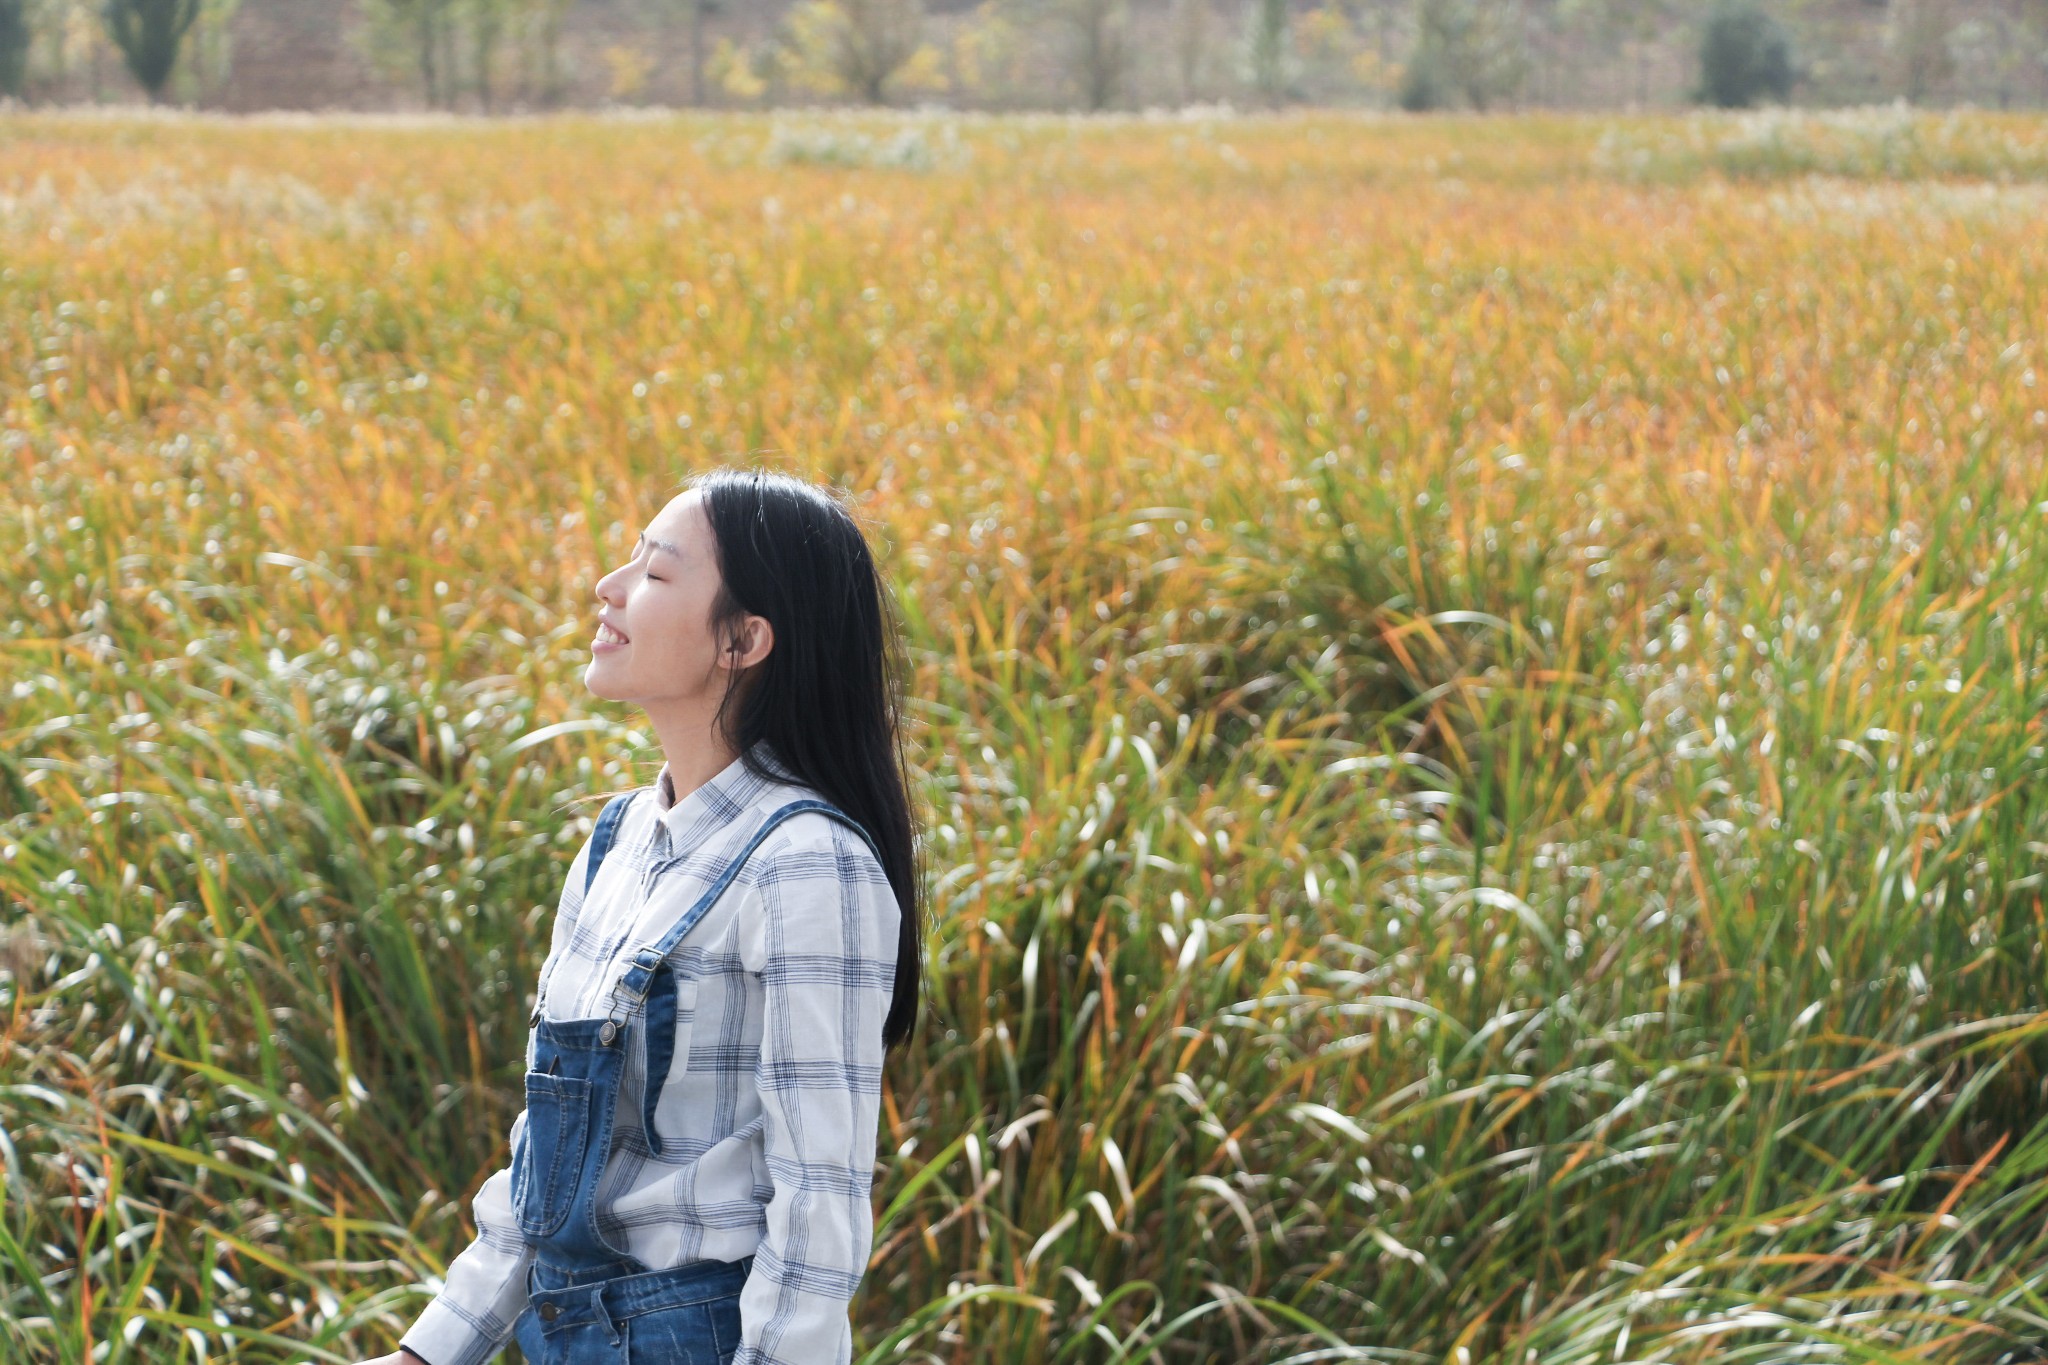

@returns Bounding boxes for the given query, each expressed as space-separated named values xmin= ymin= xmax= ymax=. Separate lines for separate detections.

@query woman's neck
xmin=657 ymin=736 xmax=743 ymax=808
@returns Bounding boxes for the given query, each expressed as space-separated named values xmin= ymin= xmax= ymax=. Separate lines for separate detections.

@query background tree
xmin=1295 ymin=4 xmax=1366 ymax=101
xmin=99 ymin=0 xmax=198 ymax=101
xmin=1945 ymin=2 xmax=2042 ymax=107
xmin=1886 ymin=0 xmax=1953 ymax=102
xmin=1358 ymin=0 xmax=1402 ymax=68
xmin=950 ymin=0 xmax=1026 ymax=105
xmin=1400 ymin=0 xmax=1528 ymax=110
xmin=601 ymin=40 xmax=652 ymax=100
xmin=707 ymin=30 xmax=771 ymax=100
xmin=358 ymin=0 xmax=567 ymax=110
xmin=674 ymin=0 xmax=720 ymax=105
xmin=17 ymin=0 xmax=111 ymax=102
xmin=1167 ymin=0 xmax=1214 ymax=101
xmin=1243 ymin=0 xmax=1294 ymax=105
xmin=1 ymin=0 xmax=28 ymax=98
xmin=1397 ymin=3 xmax=1447 ymax=106
xmin=465 ymin=0 xmax=508 ymax=109
xmin=781 ymin=0 xmax=926 ymax=103
xmin=1050 ymin=0 xmax=1131 ymax=109
xmin=171 ymin=0 xmax=237 ymax=104
xmin=361 ymin=0 xmax=457 ymax=106
xmin=1773 ymin=0 xmax=1883 ymax=104
xmin=515 ymin=0 xmax=571 ymax=106
xmin=1697 ymin=0 xmax=1794 ymax=105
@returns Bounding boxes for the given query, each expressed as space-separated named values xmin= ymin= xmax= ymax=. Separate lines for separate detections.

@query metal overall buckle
xmin=598 ymin=946 xmax=666 ymax=1045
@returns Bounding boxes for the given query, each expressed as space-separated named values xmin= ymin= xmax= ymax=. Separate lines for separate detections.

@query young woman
xmin=357 ymin=469 xmax=923 ymax=1365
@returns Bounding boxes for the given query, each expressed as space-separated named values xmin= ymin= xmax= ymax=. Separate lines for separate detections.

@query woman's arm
xmin=731 ymin=822 xmax=902 ymax=1365
xmin=386 ymin=833 xmax=599 ymax=1365
xmin=350 ymin=1349 xmax=432 ymax=1365
xmin=393 ymin=1110 xmax=541 ymax=1365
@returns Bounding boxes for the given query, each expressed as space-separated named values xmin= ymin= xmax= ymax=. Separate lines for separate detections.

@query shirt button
xmin=538 ymin=1302 xmax=559 ymax=1322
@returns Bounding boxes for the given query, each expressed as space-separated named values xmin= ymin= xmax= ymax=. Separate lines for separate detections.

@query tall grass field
xmin=6 ymin=106 xmax=2048 ymax=1364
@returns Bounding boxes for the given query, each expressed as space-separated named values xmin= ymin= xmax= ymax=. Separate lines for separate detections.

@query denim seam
xmin=517 ymin=1074 xmax=587 ymax=1239
xmin=544 ymin=1075 xmax=589 ymax=1237
xmin=535 ymin=1285 xmax=745 ymax=1326
xmin=645 ymin=971 xmax=699 ymax=1161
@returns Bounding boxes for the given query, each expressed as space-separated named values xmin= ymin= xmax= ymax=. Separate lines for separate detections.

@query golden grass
xmin=4 ymin=107 xmax=2048 ymax=1364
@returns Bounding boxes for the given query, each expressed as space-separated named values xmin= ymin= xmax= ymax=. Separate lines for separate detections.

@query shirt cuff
xmin=399 ymin=1294 xmax=517 ymax=1365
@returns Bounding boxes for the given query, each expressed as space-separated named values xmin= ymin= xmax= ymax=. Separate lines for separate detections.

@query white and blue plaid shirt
xmin=400 ymin=742 xmax=901 ymax=1365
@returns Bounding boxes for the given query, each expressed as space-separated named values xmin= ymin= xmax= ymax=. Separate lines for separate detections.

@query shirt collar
xmin=649 ymin=738 xmax=792 ymax=849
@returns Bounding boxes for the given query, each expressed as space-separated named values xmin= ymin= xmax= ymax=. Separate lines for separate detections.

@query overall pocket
xmin=510 ymin=1070 xmax=593 ymax=1238
xmin=639 ymin=973 xmax=700 ymax=1158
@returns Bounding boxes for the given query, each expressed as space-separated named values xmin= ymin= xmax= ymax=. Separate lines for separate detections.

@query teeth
xmin=596 ymin=622 xmax=627 ymax=644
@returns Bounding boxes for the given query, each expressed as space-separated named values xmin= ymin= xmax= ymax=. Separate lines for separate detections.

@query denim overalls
xmin=507 ymin=792 xmax=882 ymax=1365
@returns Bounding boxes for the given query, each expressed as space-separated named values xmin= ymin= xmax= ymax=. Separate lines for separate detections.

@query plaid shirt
xmin=399 ymin=742 xmax=900 ymax=1365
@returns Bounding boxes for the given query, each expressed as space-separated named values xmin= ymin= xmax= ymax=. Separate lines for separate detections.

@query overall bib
xmin=506 ymin=794 xmax=882 ymax=1365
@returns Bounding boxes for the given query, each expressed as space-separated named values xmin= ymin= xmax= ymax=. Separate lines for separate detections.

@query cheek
xmin=637 ymin=595 xmax=711 ymax=665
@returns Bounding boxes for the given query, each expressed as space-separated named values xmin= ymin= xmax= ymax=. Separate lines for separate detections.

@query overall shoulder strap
xmin=583 ymin=791 xmax=636 ymax=896
xmin=757 ymin=797 xmax=884 ymax=869
xmin=602 ymin=798 xmax=881 ymax=1027
xmin=530 ymin=790 xmax=636 ymax=1028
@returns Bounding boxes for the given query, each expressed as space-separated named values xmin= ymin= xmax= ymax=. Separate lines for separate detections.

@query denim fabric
xmin=507 ymin=1070 xmax=589 ymax=1237
xmin=507 ymin=1006 xmax=753 ymax=1364
xmin=511 ymin=1253 xmax=750 ymax=1365
xmin=510 ymin=1014 xmax=619 ymax=1258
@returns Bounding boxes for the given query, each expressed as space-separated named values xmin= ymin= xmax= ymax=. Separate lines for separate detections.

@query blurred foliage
xmin=10 ymin=0 xmax=2048 ymax=111
xmin=1399 ymin=0 xmax=1529 ymax=111
xmin=1699 ymin=0 xmax=1797 ymax=108
xmin=0 ymin=0 xmax=28 ymax=95
xmin=97 ymin=0 xmax=199 ymax=100
xmin=777 ymin=0 xmax=934 ymax=105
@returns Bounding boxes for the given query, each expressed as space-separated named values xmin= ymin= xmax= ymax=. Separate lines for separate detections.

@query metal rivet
xmin=538 ymin=1302 xmax=560 ymax=1322
xmin=599 ymin=1021 xmax=616 ymax=1045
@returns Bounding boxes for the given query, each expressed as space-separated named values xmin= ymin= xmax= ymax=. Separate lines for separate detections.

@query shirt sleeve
xmin=398 ymin=835 xmax=595 ymax=1365
xmin=732 ymin=822 xmax=901 ymax=1365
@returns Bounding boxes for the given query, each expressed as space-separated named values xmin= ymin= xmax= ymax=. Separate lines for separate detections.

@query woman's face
xmin=585 ymin=489 xmax=771 ymax=715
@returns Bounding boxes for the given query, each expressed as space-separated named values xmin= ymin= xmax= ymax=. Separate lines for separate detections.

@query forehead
xmin=641 ymin=491 xmax=707 ymax=555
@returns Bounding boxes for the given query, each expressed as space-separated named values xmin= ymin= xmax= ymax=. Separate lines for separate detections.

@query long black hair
xmin=685 ymin=466 xmax=923 ymax=1055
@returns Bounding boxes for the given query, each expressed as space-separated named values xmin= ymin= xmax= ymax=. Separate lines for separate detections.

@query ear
xmin=727 ymin=614 xmax=774 ymax=671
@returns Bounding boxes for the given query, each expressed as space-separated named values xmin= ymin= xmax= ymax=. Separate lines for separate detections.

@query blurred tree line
xmin=1 ymin=0 xmax=2047 ymax=112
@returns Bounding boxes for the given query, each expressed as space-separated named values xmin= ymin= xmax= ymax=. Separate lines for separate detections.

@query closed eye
xmin=631 ymin=532 xmax=665 ymax=581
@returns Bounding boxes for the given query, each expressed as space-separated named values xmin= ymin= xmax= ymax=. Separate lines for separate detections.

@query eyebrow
xmin=636 ymin=532 xmax=684 ymax=561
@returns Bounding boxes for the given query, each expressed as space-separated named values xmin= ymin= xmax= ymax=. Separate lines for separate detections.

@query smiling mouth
xmin=596 ymin=622 xmax=629 ymax=645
